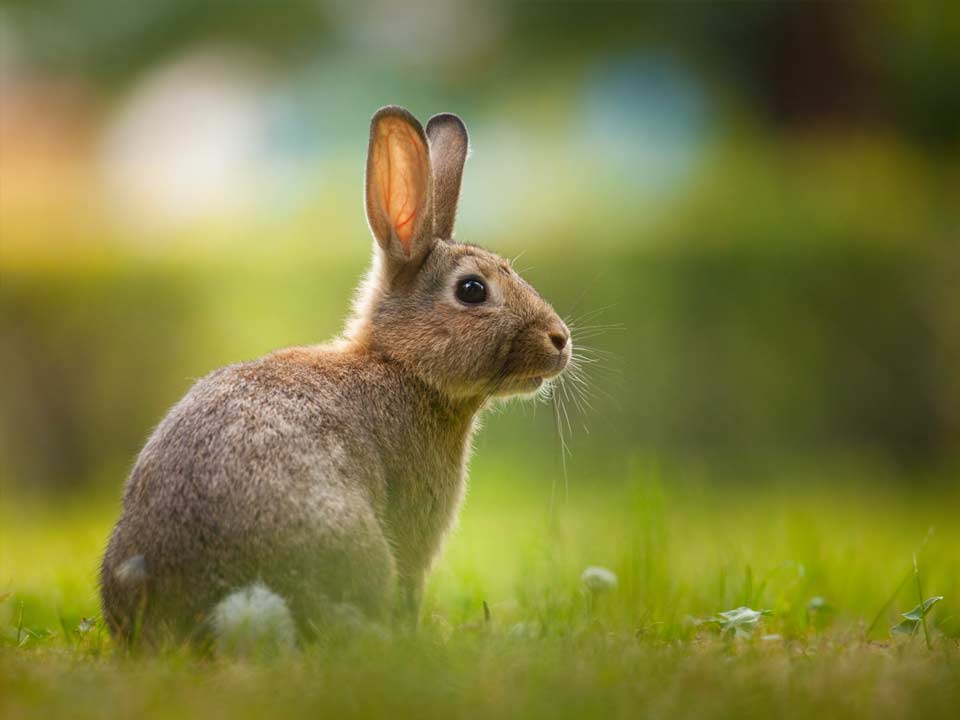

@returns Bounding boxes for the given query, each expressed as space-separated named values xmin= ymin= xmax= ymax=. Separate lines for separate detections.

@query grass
xmin=2 ymin=457 xmax=959 ymax=719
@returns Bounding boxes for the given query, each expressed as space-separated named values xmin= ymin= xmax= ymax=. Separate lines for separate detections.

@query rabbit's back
xmin=100 ymin=349 xmax=414 ymax=642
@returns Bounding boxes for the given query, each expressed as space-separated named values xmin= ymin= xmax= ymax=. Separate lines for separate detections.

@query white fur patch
xmin=210 ymin=583 xmax=296 ymax=657
xmin=114 ymin=554 xmax=148 ymax=584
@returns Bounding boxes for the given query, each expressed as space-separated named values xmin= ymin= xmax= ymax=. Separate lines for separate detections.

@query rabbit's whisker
xmin=566 ymin=303 xmax=619 ymax=328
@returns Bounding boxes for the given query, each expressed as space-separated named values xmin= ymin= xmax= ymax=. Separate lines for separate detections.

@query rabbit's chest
xmin=384 ymin=449 xmax=468 ymax=567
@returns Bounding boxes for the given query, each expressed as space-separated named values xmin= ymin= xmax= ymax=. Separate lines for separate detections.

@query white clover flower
xmin=581 ymin=566 xmax=618 ymax=592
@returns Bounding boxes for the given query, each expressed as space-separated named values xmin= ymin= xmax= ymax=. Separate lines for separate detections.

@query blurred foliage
xmin=4 ymin=1 xmax=958 ymax=147
xmin=1 ymin=1 xmax=959 ymax=493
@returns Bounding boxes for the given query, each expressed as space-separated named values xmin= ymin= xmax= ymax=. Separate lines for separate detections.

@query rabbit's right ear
xmin=365 ymin=107 xmax=433 ymax=265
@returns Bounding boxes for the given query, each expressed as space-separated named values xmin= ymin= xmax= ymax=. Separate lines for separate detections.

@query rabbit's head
xmin=347 ymin=106 xmax=570 ymax=401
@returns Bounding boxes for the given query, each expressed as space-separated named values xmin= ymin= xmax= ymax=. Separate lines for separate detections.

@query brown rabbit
xmin=100 ymin=106 xmax=571 ymax=651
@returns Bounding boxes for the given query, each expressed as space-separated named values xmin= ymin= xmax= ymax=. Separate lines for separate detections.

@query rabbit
xmin=99 ymin=106 xmax=572 ymax=650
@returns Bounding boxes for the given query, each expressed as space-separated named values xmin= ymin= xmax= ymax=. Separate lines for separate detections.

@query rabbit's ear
xmin=365 ymin=107 xmax=433 ymax=262
xmin=425 ymin=113 xmax=468 ymax=240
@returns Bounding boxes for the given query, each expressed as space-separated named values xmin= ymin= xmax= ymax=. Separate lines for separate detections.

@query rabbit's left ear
xmin=365 ymin=107 xmax=433 ymax=263
xmin=426 ymin=113 xmax=468 ymax=241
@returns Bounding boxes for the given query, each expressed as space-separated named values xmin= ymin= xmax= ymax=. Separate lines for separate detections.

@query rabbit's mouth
xmin=496 ymin=375 xmax=544 ymax=397
xmin=489 ymin=367 xmax=566 ymax=398
xmin=490 ymin=372 xmax=544 ymax=397
xmin=513 ymin=359 xmax=568 ymax=392
xmin=490 ymin=339 xmax=570 ymax=397
xmin=527 ymin=349 xmax=570 ymax=383
xmin=540 ymin=349 xmax=571 ymax=380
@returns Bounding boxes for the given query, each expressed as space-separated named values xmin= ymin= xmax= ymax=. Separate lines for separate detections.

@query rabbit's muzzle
xmin=502 ymin=317 xmax=571 ymax=393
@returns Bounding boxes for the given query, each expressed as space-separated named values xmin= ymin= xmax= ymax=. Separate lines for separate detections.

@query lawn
xmin=2 ymin=457 xmax=959 ymax=719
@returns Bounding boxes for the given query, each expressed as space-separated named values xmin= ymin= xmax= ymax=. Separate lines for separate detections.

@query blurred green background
xmin=1 ymin=0 xmax=958 ymax=500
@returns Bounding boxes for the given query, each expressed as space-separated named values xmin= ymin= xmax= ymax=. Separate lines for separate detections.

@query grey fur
xmin=100 ymin=106 xmax=571 ymax=646
xmin=425 ymin=113 xmax=469 ymax=240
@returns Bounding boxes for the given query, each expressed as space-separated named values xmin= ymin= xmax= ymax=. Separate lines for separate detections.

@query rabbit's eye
xmin=456 ymin=277 xmax=487 ymax=305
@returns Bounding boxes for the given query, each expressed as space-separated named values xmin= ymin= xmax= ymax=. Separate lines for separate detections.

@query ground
xmin=2 ymin=457 xmax=959 ymax=719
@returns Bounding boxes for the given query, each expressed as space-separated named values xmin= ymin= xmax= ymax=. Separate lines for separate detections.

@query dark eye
xmin=455 ymin=276 xmax=487 ymax=305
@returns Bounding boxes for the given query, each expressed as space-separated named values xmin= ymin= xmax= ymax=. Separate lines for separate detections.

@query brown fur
xmin=100 ymin=106 xmax=570 ymax=646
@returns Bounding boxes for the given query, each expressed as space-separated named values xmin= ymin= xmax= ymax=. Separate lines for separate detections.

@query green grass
xmin=2 ymin=459 xmax=959 ymax=719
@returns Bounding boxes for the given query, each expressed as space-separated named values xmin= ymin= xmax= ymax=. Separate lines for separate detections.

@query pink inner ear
xmin=373 ymin=118 xmax=427 ymax=253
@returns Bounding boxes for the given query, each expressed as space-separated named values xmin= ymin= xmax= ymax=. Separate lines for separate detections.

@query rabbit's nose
xmin=548 ymin=328 xmax=569 ymax=351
